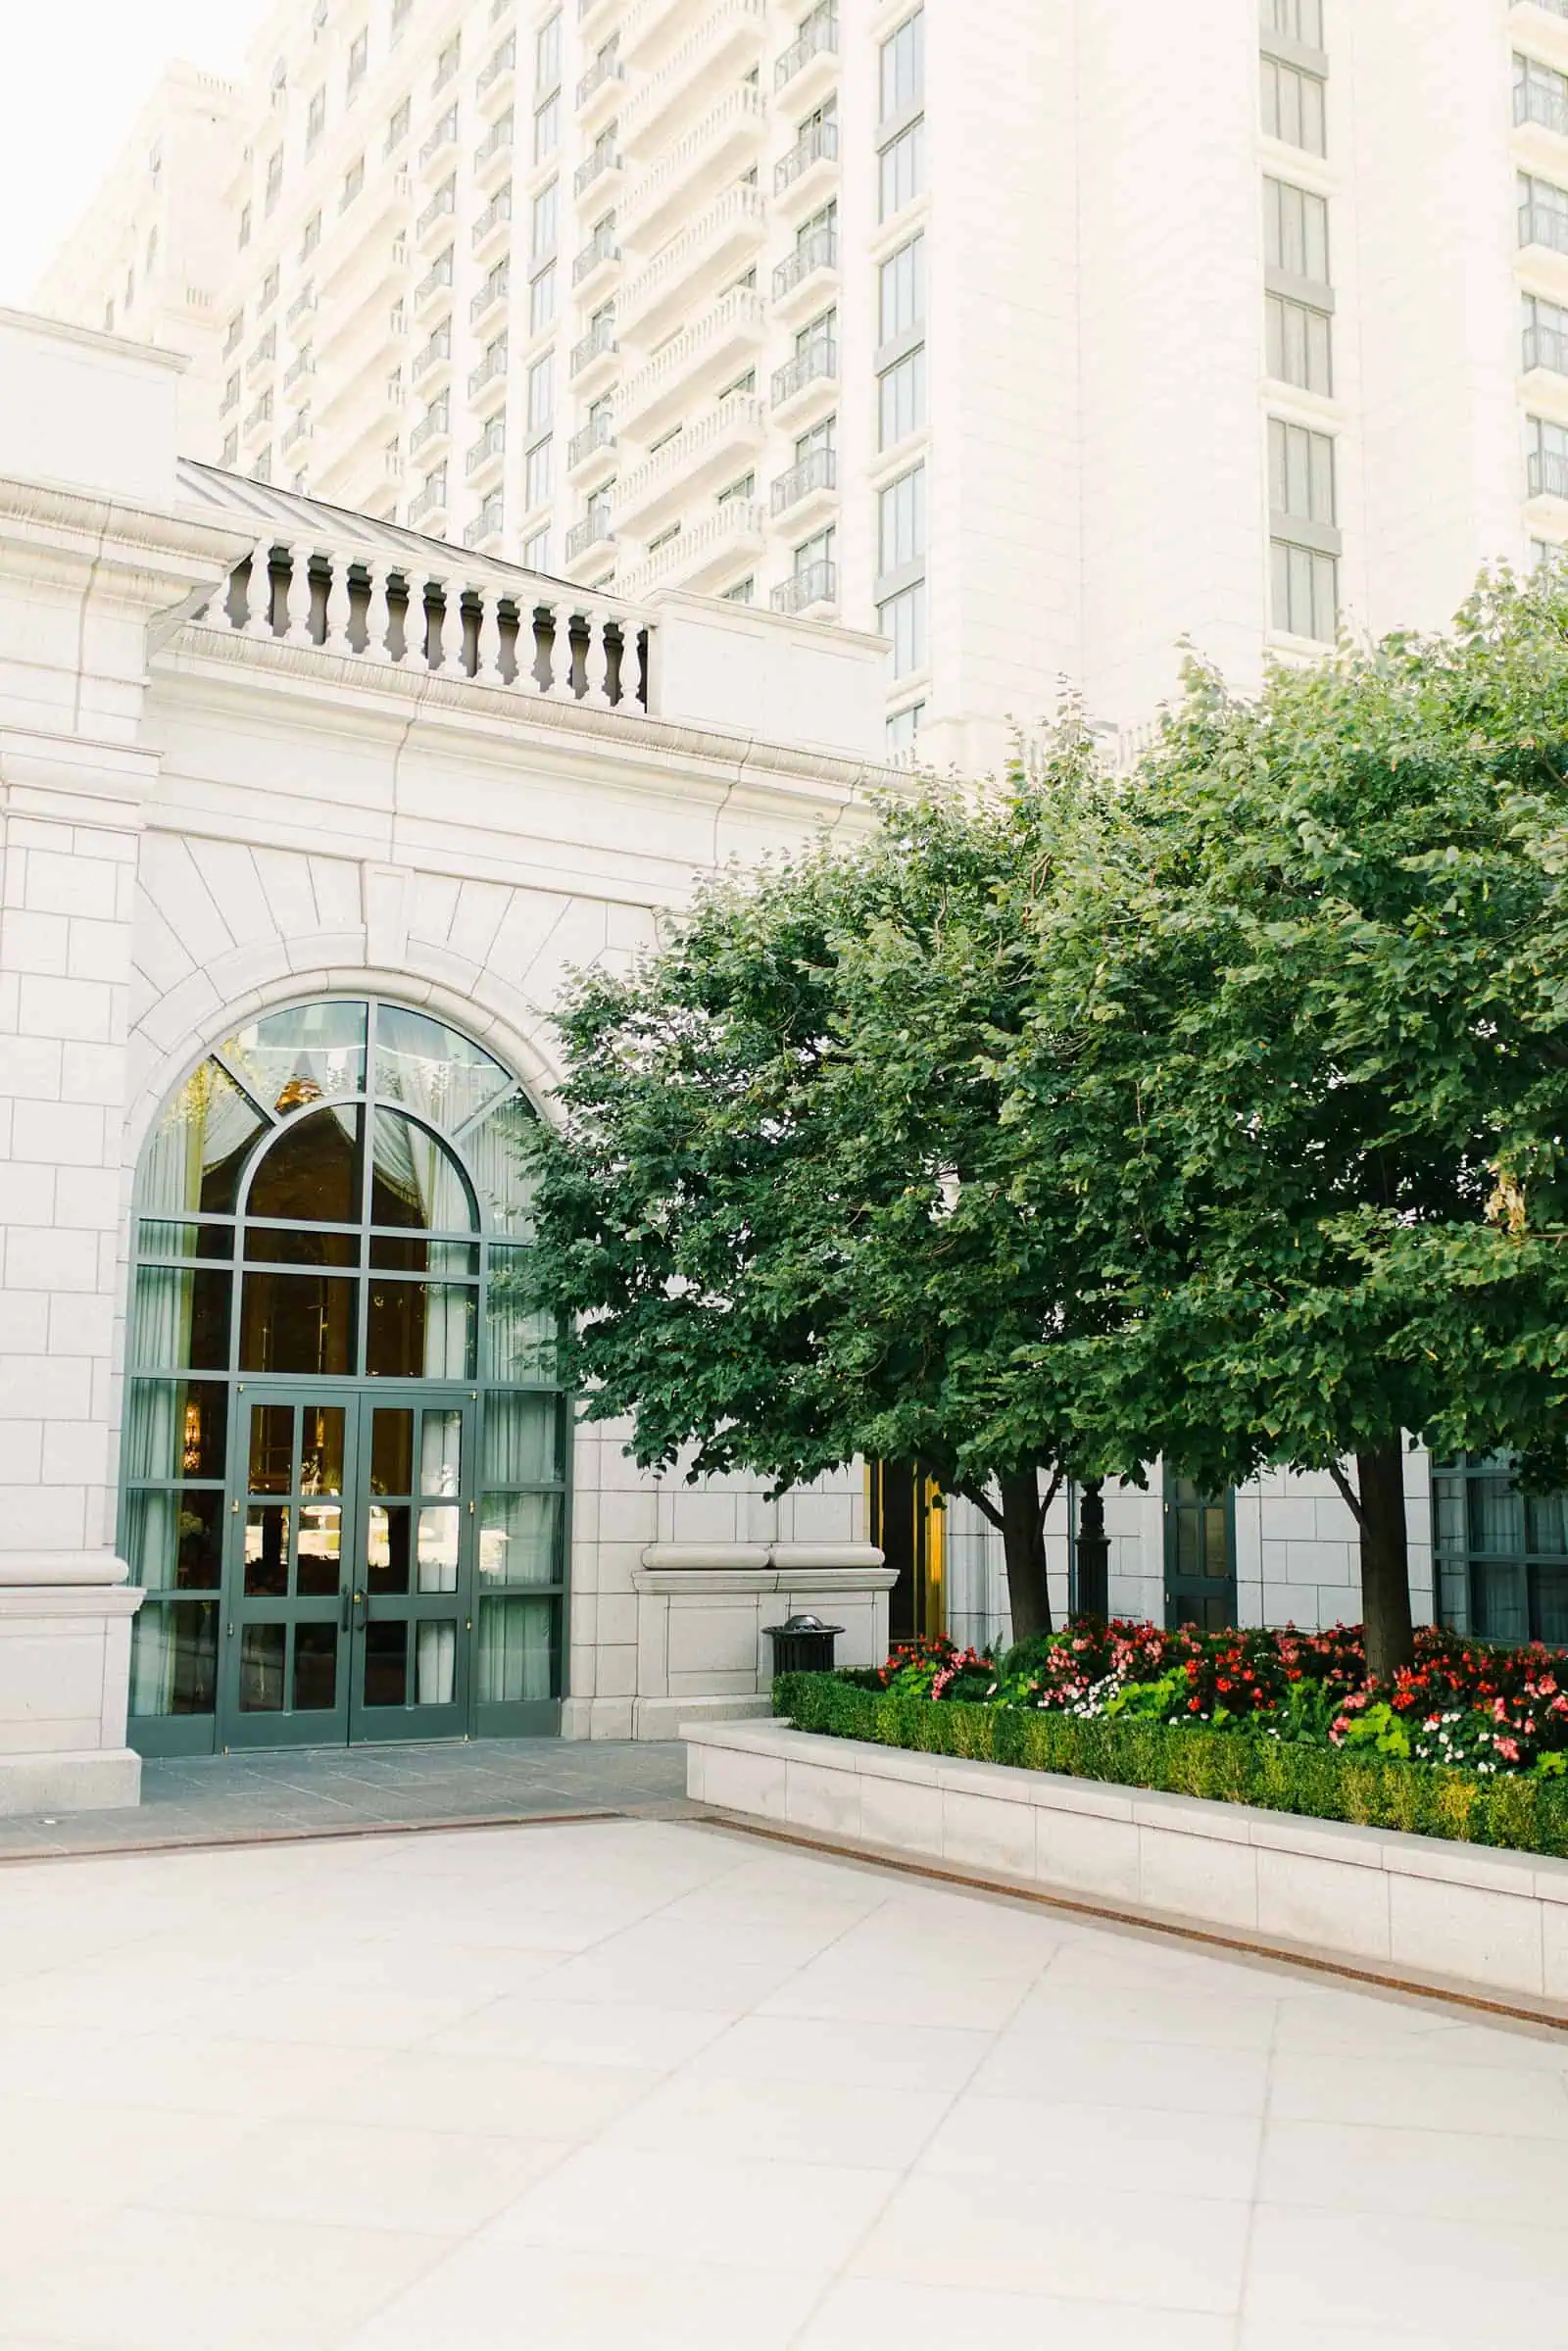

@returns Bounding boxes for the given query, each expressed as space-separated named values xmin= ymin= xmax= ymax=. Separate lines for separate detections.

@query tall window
xmin=1260 ymin=0 xmax=1323 ymax=44
xmin=1524 ymin=291 xmax=1568 ymax=376
xmin=1529 ymin=413 xmax=1568 ymax=499
xmin=1268 ymin=417 xmax=1335 ymax=525
xmin=534 ymin=91 xmax=561 ymax=163
xmin=1264 ymin=176 xmax=1329 ymax=283
xmin=1260 ymin=55 xmax=1325 ymax=153
xmin=1266 ymin=291 xmax=1331 ymax=394
xmin=265 ymin=149 xmax=284 ymax=212
xmin=878 ymin=232 xmax=925 ymax=346
xmin=536 ymin=10 xmax=563 ymax=93
xmin=879 ymin=343 xmax=926 ymax=448
xmin=878 ymin=463 xmax=926 ymax=576
xmin=529 ymin=263 xmax=558 ymax=336
xmin=525 ymin=436 xmax=553 ymax=509
xmin=1516 ymin=53 xmax=1568 ymax=136
xmin=1269 ymin=416 xmax=1338 ymax=643
xmin=306 ymin=86 xmax=327 ymax=154
xmin=1270 ymin=542 xmax=1337 ymax=641
xmin=1521 ymin=171 xmax=1568 ymax=256
xmin=532 ymin=178 xmax=559 ymax=262
xmin=879 ymin=115 xmax=925 ymax=222
xmin=879 ymin=8 xmax=924 ymax=122
xmin=527 ymin=353 xmax=555 ymax=433
xmin=879 ymin=577 xmax=927 ymax=678
xmin=1435 ymin=1456 xmax=1568 ymax=1646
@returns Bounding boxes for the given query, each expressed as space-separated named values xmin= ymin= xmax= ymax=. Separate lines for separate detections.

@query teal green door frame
xmin=1163 ymin=1476 xmax=1238 ymax=1631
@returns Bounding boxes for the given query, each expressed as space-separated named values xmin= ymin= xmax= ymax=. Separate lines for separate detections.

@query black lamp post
xmin=1075 ymin=1478 xmax=1110 ymax=1619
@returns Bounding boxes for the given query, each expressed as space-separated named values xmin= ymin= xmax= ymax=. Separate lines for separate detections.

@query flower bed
xmin=772 ymin=1617 xmax=1568 ymax=1858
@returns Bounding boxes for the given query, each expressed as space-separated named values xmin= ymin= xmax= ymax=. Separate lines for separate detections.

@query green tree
xmin=997 ymin=573 xmax=1568 ymax=1679
xmin=520 ymin=776 xmax=1115 ymax=1641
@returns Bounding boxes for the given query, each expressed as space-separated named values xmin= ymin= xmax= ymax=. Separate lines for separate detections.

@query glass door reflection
xmin=349 ymin=1392 xmax=475 ymax=1740
xmin=220 ymin=1394 xmax=354 ymax=1746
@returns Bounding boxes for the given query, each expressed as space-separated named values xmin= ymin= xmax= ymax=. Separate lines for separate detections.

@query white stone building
xmin=38 ymin=0 xmax=1568 ymax=781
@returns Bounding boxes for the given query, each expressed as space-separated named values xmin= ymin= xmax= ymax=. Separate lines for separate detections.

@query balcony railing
xmin=1530 ymin=447 xmax=1568 ymax=499
xmin=409 ymin=476 xmax=448 ymax=523
xmin=772 ymin=225 xmax=838 ymax=301
xmin=618 ymin=287 xmax=764 ymax=433
xmin=283 ymin=350 xmax=315 ymax=389
xmin=478 ymin=35 xmax=515 ymax=96
xmin=194 ymin=514 xmax=652 ymax=710
xmin=413 ymin=327 xmax=452 ymax=379
xmin=1517 ymin=79 xmax=1568 ymax=137
xmin=573 ymin=219 xmax=621 ymax=284
xmin=568 ymin=412 xmax=616 ymax=468
xmin=281 ymin=414 xmax=312 ymax=453
xmin=614 ymin=392 xmax=761 ymax=521
xmin=775 ymin=116 xmax=838 ymax=195
xmin=475 ymin=113 xmax=514 ymax=170
xmin=220 ymin=381 xmax=240 ymax=416
xmin=565 ymin=510 xmax=614 ymax=562
xmin=416 ymin=255 xmax=454 ymax=305
xmin=244 ymin=396 xmax=273 ymax=435
xmin=1526 ymin=322 xmax=1568 ymax=375
xmin=770 ymin=558 xmax=836 ymax=614
xmin=410 ymin=404 xmax=450 ymax=453
xmin=471 ymin=268 xmax=510 ymax=323
xmin=619 ymin=0 xmax=766 ymax=156
xmin=770 ymin=446 xmax=836 ymax=515
xmin=775 ymin=7 xmax=837 ymax=91
xmin=469 ymin=341 xmax=509 ymax=395
xmin=570 ymin=314 xmax=618 ymax=375
xmin=577 ymin=51 xmax=624 ymax=107
xmin=419 ymin=111 xmax=458 ymax=167
xmin=472 ymin=188 xmax=513 ymax=246
xmin=463 ymin=495 xmax=505 ymax=546
xmin=1521 ymin=201 xmax=1568 ymax=254
xmin=575 ymin=140 xmax=622 ymax=198
xmin=417 ymin=182 xmax=457 ymax=236
xmin=771 ymin=336 xmax=837 ymax=408
xmin=467 ymin=419 xmax=506 ymax=472
xmin=618 ymin=184 xmax=763 ymax=332
xmin=286 ymin=284 xmax=317 ymax=327
xmin=615 ymin=498 xmax=764 ymax=601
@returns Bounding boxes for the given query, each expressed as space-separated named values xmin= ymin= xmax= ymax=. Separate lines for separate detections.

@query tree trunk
xmin=1075 ymin=1479 xmax=1110 ymax=1619
xmin=1356 ymin=1444 xmax=1414 ymax=1684
xmin=1000 ymin=1470 xmax=1052 ymax=1642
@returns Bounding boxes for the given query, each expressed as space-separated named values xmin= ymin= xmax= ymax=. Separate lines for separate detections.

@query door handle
xmin=341 ymin=1590 xmax=351 ymax=1630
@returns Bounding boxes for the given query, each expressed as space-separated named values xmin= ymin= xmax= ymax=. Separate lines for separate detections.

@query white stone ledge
xmin=0 ymin=1747 xmax=140 ymax=1818
xmin=0 ymin=1550 xmax=130 ymax=1588
xmin=684 ymin=1719 xmax=1568 ymax=2004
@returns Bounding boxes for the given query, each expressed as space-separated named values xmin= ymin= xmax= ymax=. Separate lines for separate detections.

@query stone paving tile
xmin=0 ymin=1739 xmax=691 ymax=1861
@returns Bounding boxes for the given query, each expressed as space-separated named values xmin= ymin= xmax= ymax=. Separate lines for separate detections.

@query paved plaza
xmin=0 ymin=1816 xmax=1565 ymax=2348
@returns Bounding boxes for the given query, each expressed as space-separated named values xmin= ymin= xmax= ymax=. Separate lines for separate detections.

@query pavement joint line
xmin=0 ymin=1801 xmax=700 ymax=1869
xmin=692 ymin=1805 xmax=1568 ymax=2040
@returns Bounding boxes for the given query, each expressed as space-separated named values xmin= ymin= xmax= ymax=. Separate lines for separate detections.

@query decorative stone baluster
xmin=322 ymin=553 xmax=353 ymax=656
xmin=243 ymin=539 xmax=275 ymax=637
xmin=532 ymin=598 xmax=559 ymax=695
xmin=580 ymin=605 xmax=612 ymax=710
xmin=436 ymin=576 xmax=468 ymax=678
xmin=620 ymin=615 xmax=646 ymax=711
xmin=364 ymin=560 xmax=394 ymax=663
xmin=474 ymin=584 xmax=504 ymax=686
xmin=283 ymin=541 xmax=315 ymax=647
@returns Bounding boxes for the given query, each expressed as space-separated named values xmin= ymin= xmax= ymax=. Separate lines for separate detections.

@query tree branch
xmin=955 ymin=1479 xmax=1005 ymax=1533
xmin=1036 ymin=1469 xmax=1063 ymax=1535
xmin=1327 ymin=1460 xmax=1367 ymax=1532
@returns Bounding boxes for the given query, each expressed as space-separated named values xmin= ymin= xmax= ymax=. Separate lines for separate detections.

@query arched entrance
xmin=120 ymin=997 xmax=566 ymax=1754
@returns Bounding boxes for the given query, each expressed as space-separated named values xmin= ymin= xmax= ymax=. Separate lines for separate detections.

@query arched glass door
xmin=120 ymin=999 xmax=568 ymax=1754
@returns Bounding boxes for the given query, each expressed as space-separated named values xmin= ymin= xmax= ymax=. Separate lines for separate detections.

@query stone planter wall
xmin=686 ymin=1718 xmax=1568 ymax=2006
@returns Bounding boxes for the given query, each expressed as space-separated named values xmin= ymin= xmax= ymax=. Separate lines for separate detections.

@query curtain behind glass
xmin=139 ymin=1061 xmax=265 ymax=1215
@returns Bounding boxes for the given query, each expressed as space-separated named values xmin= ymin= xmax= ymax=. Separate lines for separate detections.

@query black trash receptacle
xmin=763 ymin=1613 xmax=845 ymax=1675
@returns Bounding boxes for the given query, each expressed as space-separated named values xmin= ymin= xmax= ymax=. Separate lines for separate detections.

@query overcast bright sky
xmin=0 ymin=1 xmax=271 ymax=308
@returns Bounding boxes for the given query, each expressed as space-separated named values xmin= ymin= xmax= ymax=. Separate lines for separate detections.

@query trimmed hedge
xmin=772 ymin=1671 xmax=1568 ymax=1859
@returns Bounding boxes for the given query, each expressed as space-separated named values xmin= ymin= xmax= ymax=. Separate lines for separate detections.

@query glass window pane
xmin=293 ymin=1622 xmax=339 ymax=1710
xmin=1470 ymin=1475 xmax=1524 ymax=1554
xmin=368 ymin=1502 xmax=413 ymax=1593
xmin=137 ymin=1219 xmax=233 ymax=1261
xmin=123 ymin=1488 xmax=224 ymax=1592
xmin=373 ymin=1005 xmax=512 ymax=1131
xmin=244 ymin=1503 xmax=290 ymax=1596
xmin=247 ymin=1107 xmax=363 ymax=1224
xmin=130 ymin=1599 xmax=218 ymax=1716
xmin=485 ymin=1249 xmax=557 ymax=1380
xmin=419 ymin=1409 xmax=464 ymax=1494
xmin=369 ymin=1236 xmax=477 ymax=1273
xmin=1527 ymin=1494 xmax=1568 ymax=1556
xmin=248 ymin=1402 xmax=294 ymax=1494
xmin=243 ymin=1224 xmax=358 ymax=1266
xmin=130 ymin=1267 xmax=231 ymax=1371
xmin=364 ymin=1618 xmax=409 ymax=1705
xmin=123 ymin=1379 xmax=227 ymax=1482
xmin=239 ymin=1621 xmax=286 ymax=1709
xmin=465 ymin=1095 xmax=540 ymax=1233
xmin=138 ymin=1060 xmax=266 ymax=1216
xmin=239 ymin=1271 xmax=357 ymax=1376
xmin=416 ymin=1619 xmax=458 ymax=1704
xmin=296 ymin=1503 xmax=342 ymax=1595
xmin=1471 ymin=1559 xmax=1528 ymax=1645
xmin=300 ymin=1406 xmax=347 ymax=1496
xmin=479 ymin=1490 xmax=562 ymax=1585
xmin=371 ymin=1408 xmax=416 ymax=1495
xmin=370 ymin=1108 xmax=476 ymax=1231
xmin=1536 ymin=1566 xmax=1568 ymax=1645
xmin=222 ymin=1000 xmax=367 ymax=1114
xmin=477 ymin=1593 xmax=555 ymax=1700
xmin=416 ymin=1505 xmax=461 ymax=1592
xmin=366 ymin=1280 xmax=476 ymax=1379
xmin=484 ymin=1394 xmax=562 ymax=1485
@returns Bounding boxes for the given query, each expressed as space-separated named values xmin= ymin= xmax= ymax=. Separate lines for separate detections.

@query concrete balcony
xmin=1525 ymin=321 xmax=1568 ymax=377
xmin=415 ymin=253 xmax=455 ymax=313
xmin=242 ymin=395 xmax=273 ymax=439
xmin=567 ymin=412 xmax=618 ymax=489
xmin=620 ymin=0 xmax=767 ymax=162
xmin=320 ymin=215 xmax=409 ymax=304
xmin=245 ymin=337 xmax=276 ymax=383
xmin=564 ymin=510 xmax=616 ymax=576
xmin=619 ymin=0 xmax=694 ymax=73
xmin=771 ymin=223 xmax=838 ymax=323
xmin=569 ymin=313 xmax=619 ymax=396
xmin=285 ymin=283 xmax=317 ymax=329
xmin=1528 ymin=447 xmax=1568 ymax=504
xmin=770 ymin=335 xmax=837 ymax=428
xmin=314 ymin=302 xmax=406 ymax=418
xmin=283 ymin=350 xmax=315 ymax=390
xmin=475 ymin=113 xmax=515 ymax=188
xmin=577 ymin=0 xmax=621 ymax=45
xmin=463 ymin=494 xmax=506 ymax=550
xmin=616 ymin=286 xmax=764 ymax=438
xmin=770 ymin=556 xmax=837 ymax=618
xmin=572 ymin=220 xmax=622 ymax=300
xmin=773 ymin=117 xmax=838 ymax=216
xmin=620 ymin=86 xmax=766 ymax=252
xmin=468 ymin=339 xmax=509 ymax=398
xmin=281 ymin=413 xmax=313 ymax=455
xmin=419 ymin=113 xmax=459 ymax=171
xmin=410 ymin=402 xmax=452 ymax=458
xmin=470 ymin=267 xmax=511 ymax=329
xmin=409 ymin=475 xmax=449 ymax=527
xmin=576 ymin=50 xmax=625 ymax=132
xmin=476 ymin=34 xmax=515 ymax=112
xmin=1521 ymin=199 xmax=1568 ymax=260
xmin=412 ymin=325 xmax=454 ymax=385
xmin=416 ymin=180 xmax=457 ymax=247
xmin=471 ymin=186 xmax=514 ymax=263
xmin=613 ymin=393 xmax=764 ymax=535
xmin=770 ymin=445 xmax=836 ymax=530
xmin=466 ymin=420 xmax=507 ymax=489
xmin=773 ymin=9 xmax=838 ymax=111
xmin=616 ymin=499 xmax=765 ymax=601
xmin=574 ymin=141 xmax=624 ymax=207
xmin=617 ymin=184 xmax=764 ymax=346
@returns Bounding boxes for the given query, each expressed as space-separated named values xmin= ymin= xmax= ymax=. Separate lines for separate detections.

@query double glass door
xmin=223 ymin=1384 xmax=477 ymax=1747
